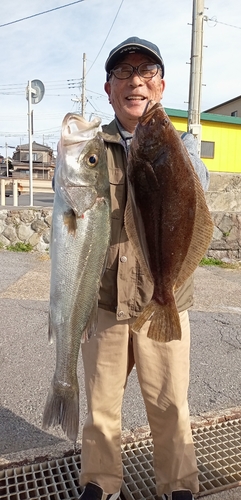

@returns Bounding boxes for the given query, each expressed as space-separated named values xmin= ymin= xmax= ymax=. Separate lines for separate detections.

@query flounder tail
xmin=42 ymin=377 xmax=79 ymax=442
xmin=131 ymin=299 xmax=182 ymax=343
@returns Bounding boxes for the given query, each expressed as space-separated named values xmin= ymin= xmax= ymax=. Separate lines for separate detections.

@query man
xmin=79 ymin=37 xmax=209 ymax=500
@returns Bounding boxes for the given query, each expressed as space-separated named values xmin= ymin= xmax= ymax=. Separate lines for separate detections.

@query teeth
xmin=127 ymin=96 xmax=144 ymax=100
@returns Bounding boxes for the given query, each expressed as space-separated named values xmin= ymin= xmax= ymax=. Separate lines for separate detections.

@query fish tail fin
xmin=42 ymin=378 xmax=79 ymax=442
xmin=131 ymin=300 xmax=182 ymax=343
xmin=131 ymin=301 xmax=156 ymax=333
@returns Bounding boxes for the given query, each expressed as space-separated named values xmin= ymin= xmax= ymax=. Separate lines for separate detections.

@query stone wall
xmin=0 ymin=208 xmax=52 ymax=253
xmin=206 ymin=173 xmax=241 ymax=212
xmin=0 ymin=206 xmax=241 ymax=262
xmin=209 ymin=212 xmax=241 ymax=261
xmin=204 ymin=173 xmax=241 ymax=261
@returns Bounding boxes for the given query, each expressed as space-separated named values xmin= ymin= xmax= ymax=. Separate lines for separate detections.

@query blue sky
xmin=0 ymin=0 xmax=241 ymax=153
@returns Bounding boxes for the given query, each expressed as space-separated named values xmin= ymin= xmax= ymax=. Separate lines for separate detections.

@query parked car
xmin=0 ymin=177 xmax=23 ymax=197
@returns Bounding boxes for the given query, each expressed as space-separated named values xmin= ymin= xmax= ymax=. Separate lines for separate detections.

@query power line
xmin=86 ymin=88 xmax=106 ymax=98
xmin=0 ymin=80 xmax=82 ymax=94
xmin=86 ymin=0 xmax=125 ymax=75
xmin=0 ymin=0 xmax=85 ymax=28
xmin=205 ymin=16 xmax=241 ymax=30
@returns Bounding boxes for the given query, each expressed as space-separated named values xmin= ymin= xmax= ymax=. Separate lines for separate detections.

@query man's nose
xmin=128 ymin=70 xmax=143 ymax=84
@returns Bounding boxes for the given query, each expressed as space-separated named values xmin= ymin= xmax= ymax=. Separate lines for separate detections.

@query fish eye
xmin=86 ymin=154 xmax=98 ymax=167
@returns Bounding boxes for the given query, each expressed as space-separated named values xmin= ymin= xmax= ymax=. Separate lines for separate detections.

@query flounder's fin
xmin=131 ymin=299 xmax=181 ymax=343
xmin=175 ymin=167 xmax=214 ymax=289
xmin=42 ymin=377 xmax=79 ymax=442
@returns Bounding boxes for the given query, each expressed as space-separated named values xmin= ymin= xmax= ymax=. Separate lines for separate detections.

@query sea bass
xmin=125 ymin=101 xmax=213 ymax=343
xmin=42 ymin=113 xmax=111 ymax=441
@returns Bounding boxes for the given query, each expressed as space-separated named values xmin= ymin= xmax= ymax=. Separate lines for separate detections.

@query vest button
xmin=120 ymin=255 xmax=127 ymax=263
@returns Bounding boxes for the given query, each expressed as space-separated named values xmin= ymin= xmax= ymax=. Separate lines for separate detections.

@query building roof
xmin=15 ymin=141 xmax=53 ymax=152
xmin=204 ymin=95 xmax=241 ymax=113
xmin=165 ymin=107 xmax=241 ymax=125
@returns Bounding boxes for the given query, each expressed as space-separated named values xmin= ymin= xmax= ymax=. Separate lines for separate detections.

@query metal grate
xmin=1 ymin=419 xmax=241 ymax=499
xmin=194 ymin=420 xmax=241 ymax=496
xmin=121 ymin=419 xmax=241 ymax=499
xmin=0 ymin=455 xmax=82 ymax=500
xmin=122 ymin=439 xmax=156 ymax=499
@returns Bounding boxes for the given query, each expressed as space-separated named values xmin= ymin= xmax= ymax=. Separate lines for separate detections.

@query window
xmin=201 ymin=141 xmax=215 ymax=159
xmin=231 ymin=110 xmax=238 ymax=117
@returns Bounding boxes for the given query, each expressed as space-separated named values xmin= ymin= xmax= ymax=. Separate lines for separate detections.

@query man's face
xmin=104 ymin=53 xmax=165 ymax=133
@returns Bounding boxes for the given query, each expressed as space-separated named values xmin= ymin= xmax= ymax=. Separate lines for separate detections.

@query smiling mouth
xmin=126 ymin=96 xmax=146 ymax=101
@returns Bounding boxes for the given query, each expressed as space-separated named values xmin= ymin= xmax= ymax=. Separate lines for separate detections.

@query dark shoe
xmin=172 ymin=491 xmax=194 ymax=500
xmin=162 ymin=491 xmax=194 ymax=500
xmin=79 ymin=482 xmax=120 ymax=500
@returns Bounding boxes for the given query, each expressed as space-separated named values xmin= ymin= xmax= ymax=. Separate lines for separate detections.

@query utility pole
xmin=187 ymin=0 xmax=205 ymax=156
xmin=81 ymin=53 xmax=86 ymax=117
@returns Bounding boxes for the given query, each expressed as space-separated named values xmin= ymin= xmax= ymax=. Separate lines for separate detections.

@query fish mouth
xmin=139 ymin=100 xmax=160 ymax=125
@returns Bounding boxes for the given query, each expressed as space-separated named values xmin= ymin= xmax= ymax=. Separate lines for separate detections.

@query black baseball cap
xmin=105 ymin=36 xmax=165 ymax=78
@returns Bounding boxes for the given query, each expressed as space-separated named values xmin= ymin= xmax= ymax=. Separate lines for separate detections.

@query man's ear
xmin=104 ymin=81 xmax=111 ymax=101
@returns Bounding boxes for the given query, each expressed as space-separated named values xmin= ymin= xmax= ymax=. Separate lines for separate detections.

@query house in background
xmin=204 ymin=95 xmax=241 ymax=118
xmin=166 ymin=107 xmax=241 ymax=174
xmin=12 ymin=141 xmax=55 ymax=179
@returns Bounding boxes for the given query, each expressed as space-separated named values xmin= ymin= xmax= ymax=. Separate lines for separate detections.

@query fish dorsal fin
xmin=175 ymin=167 xmax=214 ymax=289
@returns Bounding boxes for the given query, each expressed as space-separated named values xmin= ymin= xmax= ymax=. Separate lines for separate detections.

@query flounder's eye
xmin=86 ymin=154 xmax=98 ymax=167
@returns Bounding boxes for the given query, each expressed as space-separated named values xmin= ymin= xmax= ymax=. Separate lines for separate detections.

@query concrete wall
xmin=1 ymin=173 xmax=241 ymax=261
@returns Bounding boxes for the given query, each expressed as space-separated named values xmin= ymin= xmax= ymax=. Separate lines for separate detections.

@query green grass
xmin=199 ymin=256 xmax=240 ymax=269
xmin=7 ymin=242 xmax=33 ymax=252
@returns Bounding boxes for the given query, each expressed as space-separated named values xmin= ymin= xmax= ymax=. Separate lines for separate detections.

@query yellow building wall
xmin=169 ymin=115 xmax=241 ymax=173
xmin=170 ymin=117 xmax=187 ymax=134
xmin=201 ymin=121 xmax=241 ymax=173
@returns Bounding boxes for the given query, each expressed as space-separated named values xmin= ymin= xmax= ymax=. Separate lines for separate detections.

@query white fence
xmin=0 ymin=178 xmax=53 ymax=206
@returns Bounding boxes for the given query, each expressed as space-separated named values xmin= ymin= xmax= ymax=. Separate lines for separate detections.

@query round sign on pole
xmin=26 ymin=79 xmax=45 ymax=104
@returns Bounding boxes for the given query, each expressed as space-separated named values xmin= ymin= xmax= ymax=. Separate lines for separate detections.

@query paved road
xmin=2 ymin=192 xmax=54 ymax=207
xmin=1 ymin=252 xmax=241 ymax=499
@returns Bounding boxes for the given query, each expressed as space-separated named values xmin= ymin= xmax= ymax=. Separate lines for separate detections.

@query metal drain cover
xmin=1 ymin=419 xmax=241 ymax=499
xmin=122 ymin=419 xmax=241 ymax=499
xmin=0 ymin=455 xmax=82 ymax=500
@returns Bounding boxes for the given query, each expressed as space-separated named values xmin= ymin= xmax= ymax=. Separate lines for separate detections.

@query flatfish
xmin=125 ymin=101 xmax=213 ymax=342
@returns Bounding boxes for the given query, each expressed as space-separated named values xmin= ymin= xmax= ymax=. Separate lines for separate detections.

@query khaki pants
xmin=80 ymin=308 xmax=199 ymax=497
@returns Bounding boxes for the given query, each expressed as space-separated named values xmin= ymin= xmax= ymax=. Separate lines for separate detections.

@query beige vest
xmin=98 ymin=120 xmax=194 ymax=320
